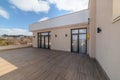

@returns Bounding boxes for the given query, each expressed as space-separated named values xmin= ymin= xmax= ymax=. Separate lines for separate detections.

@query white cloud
xmin=9 ymin=0 xmax=89 ymax=13
xmin=0 ymin=28 xmax=32 ymax=36
xmin=49 ymin=0 xmax=89 ymax=12
xmin=0 ymin=7 xmax=9 ymax=19
xmin=9 ymin=0 xmax=50 ymax=13
xmin=38 ymin=17 xmax=49 ymax=22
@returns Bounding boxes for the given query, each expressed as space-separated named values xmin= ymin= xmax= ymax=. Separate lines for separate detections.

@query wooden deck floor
xmin=0 ymin=48 xmax=107 ymax=80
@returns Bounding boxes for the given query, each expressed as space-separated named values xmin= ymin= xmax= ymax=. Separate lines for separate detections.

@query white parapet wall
xmin=0 ymin=44 xmax=32 ymax=51
xmin=29 ymin=9 xmax=89 ymax=31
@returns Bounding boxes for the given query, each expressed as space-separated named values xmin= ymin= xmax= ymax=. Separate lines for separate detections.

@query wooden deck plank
xmin=0 ymin=48 xmax=107 ymax=80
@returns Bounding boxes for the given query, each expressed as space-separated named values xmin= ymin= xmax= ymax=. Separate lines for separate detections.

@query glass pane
xmin=79 ymin=34 xmax=86 ymax=40
xmin=72 ymin=30 xmax=78 ymax=34
xmin=79 ymin=34 xmax=86 ymax=53
xmin=41 ymin=36 xmax=44 ymax=48
xmin=49 ymin=35 xmax=51 ymax=49
xmin=39 ymin=37 xmax=40 ymax=40
xmin=41 ymin=32 xmax=48 ymax=35
xmin=79 ymin=29 xmax=87 ymax=33
xmin=72 ymin=35 xmax=78 ymax=52
xmin=38 ymin=37 xmax=40 ymax=47
xmin=45 ymin=36 xmax=48 ymax=48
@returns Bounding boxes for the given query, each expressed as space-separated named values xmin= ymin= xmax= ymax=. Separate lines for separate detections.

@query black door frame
xmin=71 ymin=28 xmax=87 ymax=53
xmin=38 ymin=32 xmax=50 ymax=49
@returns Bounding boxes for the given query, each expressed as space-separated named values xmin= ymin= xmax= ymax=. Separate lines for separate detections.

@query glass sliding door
xmin=71 ymin=28 xmax=87 ymax=54
xmin=41 ymin=35 xmax=44 ymax=48
xmin=71 ymin=35 xmax=78 ymax=52
xmin=38 ymin=32 xmax=51 ymax=49
xmin=45 ymin=36 xmax=49 ymax=49
xmin=79 ymin=29 xmax=87 ymax=54
xmin=71 ymin=29 xmax=78 ymax=52
xmin=79 ymin=34 xmax=87 ymax=53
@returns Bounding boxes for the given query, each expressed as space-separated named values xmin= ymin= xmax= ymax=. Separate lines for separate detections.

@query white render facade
xmin=29 ymin=0 xmax=120 ymax=80
xmin=29 ymin=9 xmax=92 ymax=56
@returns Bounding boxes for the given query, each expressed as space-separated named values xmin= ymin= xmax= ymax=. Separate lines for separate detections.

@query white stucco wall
xmin=32 ymin=24 xmax=88 ymax=52
xmin=96 ymin=0 xmax=120 ymax=80
xmin=32 ymin=32 xmax=38 ymax=47
xmin=50 ymin=28 xmax=71 ymax=51
xmin=29 ymin=9 xmax=89 ymax=31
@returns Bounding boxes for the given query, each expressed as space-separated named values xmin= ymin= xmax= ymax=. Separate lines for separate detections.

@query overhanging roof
xmin=29 ymin=9 xmax=89 ymax=31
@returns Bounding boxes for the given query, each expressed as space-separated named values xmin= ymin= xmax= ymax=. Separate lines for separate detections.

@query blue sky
xmin=0 ymin=0 xmax=89 ymax=35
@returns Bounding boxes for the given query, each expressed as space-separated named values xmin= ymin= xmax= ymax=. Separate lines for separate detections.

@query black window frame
xmin=71 ymin=28 xmax=87 ymax=53
xmin=38 ymin=31 xmax=51 ymax=49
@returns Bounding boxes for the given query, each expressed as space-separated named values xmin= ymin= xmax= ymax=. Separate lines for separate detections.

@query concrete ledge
xmin=0 ymin=44 xmax=32 ymax=51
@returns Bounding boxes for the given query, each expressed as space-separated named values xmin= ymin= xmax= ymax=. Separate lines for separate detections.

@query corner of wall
xmin=32 ymin=32 xmax=38 ymax=48
xmin=88 ymin=0 xmax=96 ymax=58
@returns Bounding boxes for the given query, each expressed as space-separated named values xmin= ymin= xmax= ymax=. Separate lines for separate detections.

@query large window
xmin=113 ymin=0 xmax=120 ymax=22
xmin=38 ymin=32 xmax=51 ymax=49
xmin=71 ymin=28 xmax=87 ymax=54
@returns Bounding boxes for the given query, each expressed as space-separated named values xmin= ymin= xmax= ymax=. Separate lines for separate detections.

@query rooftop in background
xmin=29 ymin=9 xmax=89 ymax=31
xmin=1 ymin=34 xmax=32 ymax=38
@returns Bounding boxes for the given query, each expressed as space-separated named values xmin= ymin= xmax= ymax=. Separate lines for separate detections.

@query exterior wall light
xmin=55 ymin=34 xmax=57 ymax=37
xmin=88 ymin=18 xmax=90 ymax=24
xmin=65 ymin=34 xmax=68 ymax=37
xmin=97 ymin=27 xmax=102 ymax=33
